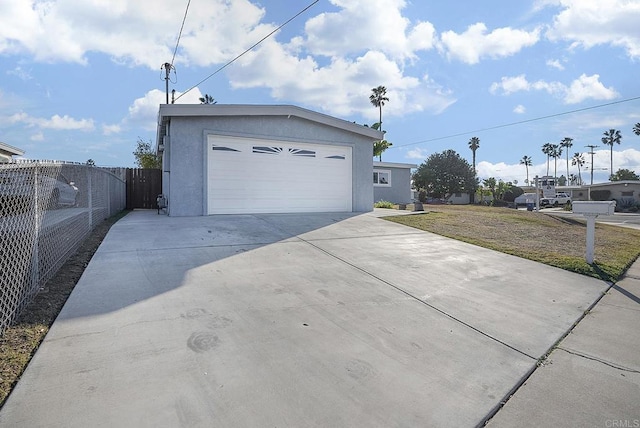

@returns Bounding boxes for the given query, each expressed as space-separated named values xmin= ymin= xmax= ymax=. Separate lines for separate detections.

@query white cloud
xmin=126 ymin=88 xmax=203 ymax=131
xmin=405 ymin=147 xmax=429 ymax=160
xmin=9 ymin=112 xmax=94 ymax=131
xmin=302 ymin=0 xmax=436 ymax=61
xmin=546 ymin=59 xmax=564 ymax=70
xmin=564 ymin=74 xmax=620 ymax=104
xmin=440 ymin=23 xmax=540 ymax=64
xmin=0 ymin=0 xmax=271 ymax=68
xmin=514 ymin=105 xmax=526 ymax=114
xmin=30 ymin=132 xmax=44 ymax=141
xmin=7 ymin=66 xmax=32 ymax=80
xmin=544 ymin=0 xmax=640 ymax=59
xmin=228 ymin=44 xmax=456 ymax=120
xmin=102 ymin=124 xmax=121 ymax=135
xmin=490 ymin=73 xmax=618 ymax=104
xmin=476 ymin=148 xmax=640 ymax=184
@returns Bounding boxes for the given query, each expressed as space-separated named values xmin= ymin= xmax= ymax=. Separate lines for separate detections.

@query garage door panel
xmin=207 ymin=137 xmax=352 ymax=214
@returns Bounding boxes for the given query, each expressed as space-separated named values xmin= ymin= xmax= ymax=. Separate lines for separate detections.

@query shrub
xmin=418 ymin=190 xmax=427 ymax=203
xmin=374 ymin=200 xmax=395 ymax=209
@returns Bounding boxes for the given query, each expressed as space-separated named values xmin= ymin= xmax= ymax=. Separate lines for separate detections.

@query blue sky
xmin=1 ymin=0 xmax=639 ymax=184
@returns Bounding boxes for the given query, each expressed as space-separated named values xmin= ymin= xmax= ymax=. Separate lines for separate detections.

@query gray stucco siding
xmin=373 ymin=166 xmax=414 ymax=204
xmin=161 ymin=112 xmax=375 ymax=216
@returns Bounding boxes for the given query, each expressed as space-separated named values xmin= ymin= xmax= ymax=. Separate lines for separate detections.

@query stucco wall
xmin=373 ymin=166 xmax=413 ymax=204
xmin=163 ymin=115 xmax=374 ymax=216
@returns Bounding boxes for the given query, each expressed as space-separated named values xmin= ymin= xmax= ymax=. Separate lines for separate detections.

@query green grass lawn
xmin=385 ymin=205 xmax=640 ymax=283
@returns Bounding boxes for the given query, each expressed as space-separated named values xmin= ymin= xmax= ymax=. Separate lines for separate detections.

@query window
xmin=621 ymin=191 xmax=634 ymax=197
xmin=373 ymin=170 xmax=391 ymax=186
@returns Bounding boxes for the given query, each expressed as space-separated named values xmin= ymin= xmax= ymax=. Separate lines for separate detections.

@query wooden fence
xmin=126 ymin=168 xmax=162 ymax=210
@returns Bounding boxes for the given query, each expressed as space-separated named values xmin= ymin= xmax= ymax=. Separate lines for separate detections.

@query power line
xmin=392 ymin=95 xmax=640 ymax=150
xmin=171 ymin=0 xmax=192 ymax=67
xmin=175 ymin=0 xmax=319 ymax=102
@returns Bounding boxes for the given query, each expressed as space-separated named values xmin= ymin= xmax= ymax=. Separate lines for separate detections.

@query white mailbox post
xmin=572 ymin=201 xmax=616 ymax=264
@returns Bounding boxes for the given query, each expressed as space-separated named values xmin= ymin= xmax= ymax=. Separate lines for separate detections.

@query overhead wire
xmin=171 ymin=0 xmax=191 ymax=67
xmin=391 ymin=95 xmax=640 ymax=150
xmin=174 ymin=0 xmax=320 ymax=102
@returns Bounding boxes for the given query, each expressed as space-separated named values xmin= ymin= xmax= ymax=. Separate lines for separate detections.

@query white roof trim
xmin=0 ymin=142 xmax=24 ymax=156
xmin=157 ymin=104 xmax=383 ymax=140
xmin=374 ymin=161 xmax=417 ymax=169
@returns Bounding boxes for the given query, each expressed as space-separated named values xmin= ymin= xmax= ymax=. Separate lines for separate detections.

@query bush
xmin=374 ymin=200 xmax=395 ymax=209
xmin=418 ymin=190 xmax=427 ymax=203
xmin=490 ymin=200 xmax=509 ymax=207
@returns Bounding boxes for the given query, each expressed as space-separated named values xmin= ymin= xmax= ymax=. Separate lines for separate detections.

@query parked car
xmin=514 ymin=193 xmax=538 ymax=207
xmin=0 ymin=170 xmax=78 ymax=209
xmin=540 ymin=192 xmax=571 ymax=207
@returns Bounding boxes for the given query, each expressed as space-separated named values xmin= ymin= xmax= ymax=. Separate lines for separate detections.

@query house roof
xmin=587 ymin=180 xmax=640 ymax=188
xmin=156 ymin=104 xmax=384 ymax=149
xmin=0 ymin=141 xmax=25 ymax=157
xmin=374 ymin=161 xmax=417 ymax=169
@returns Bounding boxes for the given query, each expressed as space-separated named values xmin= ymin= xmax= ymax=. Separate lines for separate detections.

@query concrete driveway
xmin=0 ymin=210 xmax=609 ymax=427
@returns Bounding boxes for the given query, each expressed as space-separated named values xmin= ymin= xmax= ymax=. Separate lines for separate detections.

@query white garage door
xmin=207 ymin=135 xmax=352 ymax=214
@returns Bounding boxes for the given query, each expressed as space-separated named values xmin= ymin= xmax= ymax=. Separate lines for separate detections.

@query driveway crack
xmin=556 ymin=347 xmax=640 ymax=373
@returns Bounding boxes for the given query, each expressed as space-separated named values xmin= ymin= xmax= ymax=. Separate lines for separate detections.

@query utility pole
xmin=585 ymin=145 xmax=598 ymax=185
xmin=161 ymin=63 xmax=173 ymax=104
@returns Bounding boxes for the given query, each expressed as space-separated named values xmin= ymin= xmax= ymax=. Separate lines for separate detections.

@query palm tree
xmin=550 ymin=144 xmax=562 ymax=179
xmin=633 ymin=122 xmax=640 ymax=136
xmin=369 ymin=86 xmax=389 ymax=133
xmin=468 ymin=137 xmax=480 ymax=173
xmin=520 ymin=155 xmax=532 ymax=184
xmin=199 ymin=94 xmax=217 ymax=104
xmin=601 ymin=129 xmax=622 ymax=180
xmin=571 ymin=152 xmax=585 ymax=185
xmin=541 ymin=143 xmax=553 ymax=176
xmin=468 ymin=137 xmax=480 ymax=203
xmin=560 ymin=137 xmax=573 ymax=180
xmin=373 ymin=140 xmax=392 ymax=162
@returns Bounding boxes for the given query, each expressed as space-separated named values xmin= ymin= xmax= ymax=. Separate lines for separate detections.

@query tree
xmin=560 ymin=137 xmax=573 ymax=180
xmin=610 ymin=168 xmax=640 ymax=181
xmin=370 ymin=122 xmax=392 ymax=161
xmin=633 ymin=123 xmax=640 ymax=136
xmin=482 ymin=177 xmax=497 ymax=201
xmin=369 ymin=86 xmax=389 ymax=133
xmin=86 ymin=159 xmax=95 ymax=166
xmin=601 ymin=128 xmax=622 ymax=180
xmin=412 ymin=150 xmax=475 ymax=199
xmin=373 ymin=140 xmax=392 ymax=161
xmin=550 ymin=144 xmax=562 ymax=179
xmin=557 ymin=175 xmax=567 ymax=186
xmin=468 ymin=137 xmax=480 ymax=203
xmin=199 ymin=94 xmax=217 ymax=104
xmin=571 ymin=152 xmax=585 ymax=185
xmin=133 ymin=137 xmax=162 ymax=169
xmin=541 ymin=143 xmax=553 ymax=176
xmin=520 ymin=155 xmax=532 ymax=185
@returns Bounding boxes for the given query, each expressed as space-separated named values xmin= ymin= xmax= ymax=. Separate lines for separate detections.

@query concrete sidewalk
xmin=488 ymin=261 xmax=640 ymax=427
xmin=0 ymin=209 xmax=635 ymax=427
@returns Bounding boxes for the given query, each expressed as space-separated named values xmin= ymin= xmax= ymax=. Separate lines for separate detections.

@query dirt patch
xmin=0 ymin=210 xmax=129 ymax=408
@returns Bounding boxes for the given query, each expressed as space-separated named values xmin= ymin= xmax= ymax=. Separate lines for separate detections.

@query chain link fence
xmin=0 ymin=162 xmax=125 ymax=335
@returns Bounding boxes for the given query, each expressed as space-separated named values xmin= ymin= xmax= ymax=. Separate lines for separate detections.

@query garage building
xmin=156 ymin=104 xmax=383 ymax=216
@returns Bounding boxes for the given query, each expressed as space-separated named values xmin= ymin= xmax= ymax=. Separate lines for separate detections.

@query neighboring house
xmin=520 ymin=181 xmax=640 ymax=204
xmin=447 ymin=192 xmax=470 ymax=205
xmin=0 ymin=142 xmax=24 ymax=163
xmin=583 ymin=181 xmax=640 ymax=205
xmin=373 ymin=162 xmax=416 ymax=204
xmin=156 ymin=104 xmax=382 ymax=216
